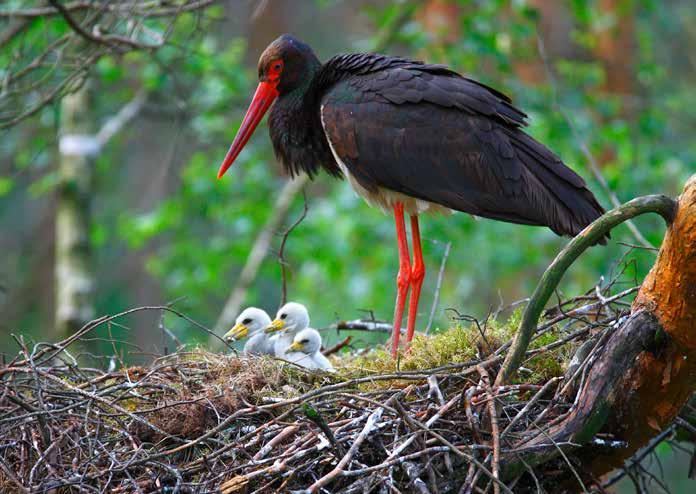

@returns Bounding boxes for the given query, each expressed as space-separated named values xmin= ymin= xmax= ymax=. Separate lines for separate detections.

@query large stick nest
xmin=0 ymin=277 xmax=690 ymax=493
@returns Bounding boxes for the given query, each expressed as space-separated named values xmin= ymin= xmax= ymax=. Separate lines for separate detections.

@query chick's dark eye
xmin=242 ymin=318 xmax=252 ymax=325
xmin=301 ymin=339 xmax=309 ymax=344
xmin=280 ymin=314 xmax=287 ymax=320
xmin=273 ymin=63 xmax=282 ymax=71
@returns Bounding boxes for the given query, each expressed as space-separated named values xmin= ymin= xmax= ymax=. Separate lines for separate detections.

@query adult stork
xmin=217 ymin=35 xmax=606 ymax=358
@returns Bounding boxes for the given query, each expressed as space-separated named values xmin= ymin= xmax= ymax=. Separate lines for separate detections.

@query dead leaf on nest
xmin=661 ymin=359 xmax=672 ymax=387
xmin=646 ymin=416 xmax=661 ymax=432
xmin=221 ymin=474 xmax=249 ymax=493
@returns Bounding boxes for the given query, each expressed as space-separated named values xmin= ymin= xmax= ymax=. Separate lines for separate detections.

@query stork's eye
xmin=268 ymin=59 xmax=284 ymax=79
xmin=242 ymin=318 xmax=252 ymax=325
xmin=280 ymin=313 xmax=287 ymax=320
xmin=300 ymin=339 xmax=309 ymax=344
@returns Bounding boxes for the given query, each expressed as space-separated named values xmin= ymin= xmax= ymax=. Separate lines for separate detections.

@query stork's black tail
xmin=507 ymin=129 xmax=608 ymax=244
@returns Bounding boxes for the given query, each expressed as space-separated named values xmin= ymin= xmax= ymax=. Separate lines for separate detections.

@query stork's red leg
xmin=406 ymin=214 xmax=425 ymax=348
xmin=391 ymin=203 xmax=411 ymax=358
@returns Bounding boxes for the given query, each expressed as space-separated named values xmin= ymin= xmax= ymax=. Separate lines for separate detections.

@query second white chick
xmin=264 ymin=302 xmax=310 ymax=359
xmin=285 ymin=328 xmax=335 ymax=372
xmin=223 ymin=307 xmax=275 ymax=356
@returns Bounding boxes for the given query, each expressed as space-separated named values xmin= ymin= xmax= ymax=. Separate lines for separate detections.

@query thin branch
xmin=213 ymin=176 xmax=309 ymax=335
xmin=535 ymin=33 xmax=655 ymax=249
xmin=332 ymin=319 xmax=407 ymax=335
xmin=47 ymin=0 xmax=163 ymax=50
xmin=322 ymin=336 xmax=352 ymax=357
xmin=425 ymin=240 xmax=451 ymax=334
xmin=0 ymin=1 xmax=217 ymax=19
xmin=278 ymin=190 xmax=308 ymax=306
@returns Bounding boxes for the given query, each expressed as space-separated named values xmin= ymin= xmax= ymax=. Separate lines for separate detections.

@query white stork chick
xmin=264 ymin=302 xmax=310 ymax=359
xmin=285 ymin=328 xmax=335 ymax=372
xmin=223 ymin=307 xmax=275 ymax=356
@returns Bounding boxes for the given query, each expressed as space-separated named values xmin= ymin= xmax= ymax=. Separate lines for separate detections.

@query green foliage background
xmin=0 ymin=2 xmax=694 ymax=491
xmin=0 ymin=0 xmax=693 ymax=349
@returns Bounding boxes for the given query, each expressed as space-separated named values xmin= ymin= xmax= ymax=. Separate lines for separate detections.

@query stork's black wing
xmin=319 ymin=61 xmax=605 ymax=239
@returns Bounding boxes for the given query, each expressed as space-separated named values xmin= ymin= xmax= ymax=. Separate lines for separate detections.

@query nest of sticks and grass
xmin=0 ymin=269 xmax=687 ymax=493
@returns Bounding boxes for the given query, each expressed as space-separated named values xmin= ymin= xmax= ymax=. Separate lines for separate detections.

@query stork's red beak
xmin=217 ymin=81 xmax=279 ymax=179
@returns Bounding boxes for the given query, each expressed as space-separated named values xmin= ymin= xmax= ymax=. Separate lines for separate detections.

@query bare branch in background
xmin=277 ymin=190 xmax=308 ymax=307
xmin=213 ymin=176 xmax=309 ymax=335
xmin=332 ymin=319 xmax=407 ymax=335
xmin=425 ymin=240 xmax=451 ymax=334
xmin=534 ymin=34 xmax=655 ymax=249
xmin=0 ymin=0 xmax=218 ymax=129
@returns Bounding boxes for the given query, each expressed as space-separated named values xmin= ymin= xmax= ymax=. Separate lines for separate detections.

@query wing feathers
xmin=321 ymin=92 xmax=605 ymax=240
xmin=315 ymin=53 xmax=605 ymax=240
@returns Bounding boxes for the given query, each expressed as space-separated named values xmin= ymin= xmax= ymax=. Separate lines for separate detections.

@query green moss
xmin=336 ymin=313 xmax=520 ymax=378
xmin=334 ymin=308 xmax=576 ymax=386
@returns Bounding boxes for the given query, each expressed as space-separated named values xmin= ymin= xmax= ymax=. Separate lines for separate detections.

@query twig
xmin=322 ymin=336 xmax=352 ymax=357
xmin=306 ymin=406 xmax=384 ymax=493
xmin=426 ymin=241 xmax=451 ymax=334
xmin=479 ymin=366 xmax=501 ymax=494
xmin=500 ymin=377 xmax=562 ymax=440
xmin=278 ymin=190 xmax=308 ymax=306
xmin=333 ymin=319 xmax=406 ymax=334
xmin=0 ymin=456 xmax=28 ymax=493
xmin=252 ymin=425 xmax=299 ymax=461
xmin=48 ymin=0 xmax=162 ymax=50
xmin=602 ymin=426 xmax=676 ymax=489
xmin=213 ymin=176 xmax=309 ymax=334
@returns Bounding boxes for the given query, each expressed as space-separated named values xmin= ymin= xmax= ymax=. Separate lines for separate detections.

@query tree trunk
xmin=506 ymin=174 xmax=696 ymax=487
xmin=55 ymin=82 xmax=95 ymax=336
xmin=596 ymin=0 xmax=636 ymax=96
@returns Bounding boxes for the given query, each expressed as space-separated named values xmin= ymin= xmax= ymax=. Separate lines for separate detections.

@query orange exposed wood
xmin=504 ymin=176 xmax=695 ymax=487
xmin=579 ymin=176 xmax=696 ymax=478
xmin=634 ymin=174 xmax=696 ymax=348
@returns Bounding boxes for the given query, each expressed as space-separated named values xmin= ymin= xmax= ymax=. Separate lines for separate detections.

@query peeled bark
xmin=55 ymin=83 xmax=95 ymax=336
xmin=506 ymin=175 xmax=696 ymax=486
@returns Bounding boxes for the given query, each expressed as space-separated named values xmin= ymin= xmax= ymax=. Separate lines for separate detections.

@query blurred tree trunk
xmin=594 ymin=0 xmax=638 ymax=166
xmin=417 ymin=0 xmax=460 ymax=44
xmin=596 ymin=0 xmax=636 ymax=96
xmin=55 ymin=82 xmax=95 ymax=337
xmin=513 ymin=0 xmax=577 ymax=85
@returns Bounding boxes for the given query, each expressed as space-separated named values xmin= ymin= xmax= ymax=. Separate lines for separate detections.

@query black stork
xmin=217 ymin=35 xmax=606 ymax=358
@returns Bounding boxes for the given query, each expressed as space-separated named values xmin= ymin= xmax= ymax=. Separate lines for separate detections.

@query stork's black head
xmin=217 ymin=35 xmax=320 ymax=178
xmin=257 ymin=35 xmax=321 ymax=95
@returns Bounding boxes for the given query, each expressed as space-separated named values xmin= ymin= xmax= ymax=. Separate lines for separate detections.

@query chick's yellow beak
xmin=264 ymin=319 xmax=285 ymax=334
xmin=287 ymin=341 xmax=304 ymax=352
xmin=224 ymin=323 xmax=248 ymax=341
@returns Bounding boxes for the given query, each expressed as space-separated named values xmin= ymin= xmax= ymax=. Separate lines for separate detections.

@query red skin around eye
xmin=268 ymin=60 xmax=284 ymax=81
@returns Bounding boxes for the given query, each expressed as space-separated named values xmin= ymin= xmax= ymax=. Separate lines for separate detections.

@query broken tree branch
xmin=496 ymin=193 xmax=677 ymax=386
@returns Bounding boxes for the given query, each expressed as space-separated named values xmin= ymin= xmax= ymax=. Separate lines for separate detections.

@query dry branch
xmin=213 ymin=176 xmax=309 ymax=335
xmin=0 ymin=0 xmax=218 ymax=128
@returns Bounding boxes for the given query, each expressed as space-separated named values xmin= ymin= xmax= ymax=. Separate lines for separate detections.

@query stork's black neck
xmin=267 ymin=50 xmax=435 ymax=180
xmin=268 ymin=68 xmax=342 ymax=179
